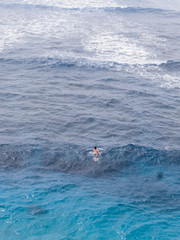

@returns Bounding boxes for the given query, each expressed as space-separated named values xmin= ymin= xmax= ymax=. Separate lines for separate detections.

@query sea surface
xmin=0 ymin=0 xmax=180 ymax=239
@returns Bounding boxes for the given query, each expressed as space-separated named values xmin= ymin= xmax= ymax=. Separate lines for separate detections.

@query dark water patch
xmin=157 ymin=172 xmax=164 ymax=180
xmin=9 ymin=204 xmax=49 ymax=217
xmin=0 ymin=144 xmax=179 ymax=175
xmin=0 ymin=145 xmax=27 ymax=170
xmin=0 ymin=145 xmax=42 ymax=170
xmin=41 ymin=144 xmax=180 ymax=177
xmin=27 ymin=205 xmax=49 ymax=216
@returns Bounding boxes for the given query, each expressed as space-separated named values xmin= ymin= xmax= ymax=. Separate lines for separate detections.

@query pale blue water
xmin=0 ymin=0 xmax=180 ymax=239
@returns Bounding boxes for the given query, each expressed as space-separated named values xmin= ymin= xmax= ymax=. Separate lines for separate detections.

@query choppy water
xmin=0 ymin=0 xmax=180 ymax=239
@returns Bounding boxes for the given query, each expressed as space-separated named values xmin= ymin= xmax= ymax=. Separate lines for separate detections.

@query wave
xmin=0 ymin=2 xmax=59 ymax=11
xmin=98 ymin=7 xmax=180 ymax=15
xmin=160 ymin=60 xmax=180 ymax=72
xmin=0 ymin=56 xmax=164 ymax=68
xmin=1 ymin=56 xmax=179 ymax=73
xmin=1 ymin=2 xmax=179 ymax=15
xmin=0 ymin=144 xmax=179 ymax=176
xmin=1 ymin=56 xmax=179 ymax=88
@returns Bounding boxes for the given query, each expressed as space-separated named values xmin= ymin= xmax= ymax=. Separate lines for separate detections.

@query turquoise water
xmin=0 ymin=145 xmax=179 ymax=239
xmin=1 ymin=168 xmax=179 ymax=240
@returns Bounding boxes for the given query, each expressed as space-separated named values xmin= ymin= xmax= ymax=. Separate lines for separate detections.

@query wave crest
xmin=0 ymin=144 xmax=179 ymax=176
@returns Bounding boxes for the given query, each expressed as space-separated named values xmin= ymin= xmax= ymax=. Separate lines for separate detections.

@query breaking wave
xmin=1 ymin=56 xmax=179 ymax=72
xmin=1 ymin=2 xmax=180 ymax=15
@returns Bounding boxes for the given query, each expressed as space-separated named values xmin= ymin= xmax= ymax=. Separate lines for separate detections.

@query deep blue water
xmin=0 ymin=0 xmax=180 ymax=239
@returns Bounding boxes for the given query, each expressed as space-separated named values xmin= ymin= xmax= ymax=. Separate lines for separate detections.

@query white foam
xmin=0 ymin=23 xmax=25 ymax=53
xmin=1 ymin=0 xmax=179 ymax=89
xmin=84 ymin=33 xmax=152 ymax=65
xmin=83 ymin=20 xmax=166 ymax=65
xmin=122 ymin=63 xmax=180 ymax=89
xmin=118 ymin=0 xmax=180 ymax=12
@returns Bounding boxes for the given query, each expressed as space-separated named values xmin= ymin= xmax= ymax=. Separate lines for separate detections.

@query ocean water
xmin=0 ymin=0 xmax=180 ymax=239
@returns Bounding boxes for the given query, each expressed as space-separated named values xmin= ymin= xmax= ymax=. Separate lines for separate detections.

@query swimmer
xmin=93 ymin=146 xmax=101 ymax=163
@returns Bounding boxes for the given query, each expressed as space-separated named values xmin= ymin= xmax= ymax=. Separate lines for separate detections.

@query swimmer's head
xmin=94 ymin=146 xmax=97 ymax=149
